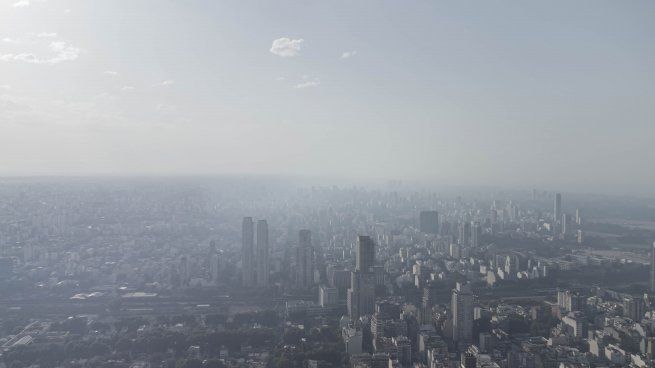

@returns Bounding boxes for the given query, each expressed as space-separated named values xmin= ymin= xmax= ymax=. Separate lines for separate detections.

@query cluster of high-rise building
xmin=241 ymin=218 xmax=321 ymax=291
xmin=2 ymin=180 xmax=655 ymax=368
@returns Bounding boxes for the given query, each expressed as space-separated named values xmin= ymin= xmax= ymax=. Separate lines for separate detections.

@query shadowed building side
xmin=242 ymin=217 xmax=255 ymax=287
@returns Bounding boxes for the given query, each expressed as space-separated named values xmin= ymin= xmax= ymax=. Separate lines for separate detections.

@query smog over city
xmin=1 ymin=2 xmax=655 ymax=368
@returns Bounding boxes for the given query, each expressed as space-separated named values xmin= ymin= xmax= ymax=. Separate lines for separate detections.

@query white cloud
xmin=2 ymin=32 xmax=57 ymax=45
xmin=0 ymin=40 xmax=80 ymax=65
xmin=46 ymin=41 xmax=80 ymax=63
xmin=121 ymin=86 xmax=135 ymax=91
xmin=270 ymin=37 xmax=304 ymax=58
xmin=103 ymin=70 xmax=118 ymax=76
xmin=2 ymin=37 xmax=29 ymax=45
xmin=0 ymin=53 xmax=36 ymax=62
xmin=294 ymin=76 xmax=320 ymax=89
xmin=11 ymin=0 xmax=46 ymax=8
xmin=160 ymin=80 xmax=174 ymax=86
xmin=12 ymin=0 xmax=30 ymax=7
xmin=341 ymin=50 xmax=357 ymax=59
xmin=275 ymin=76 xmax=285 ymax=81
xmin=0 ymin=84 xmax=10 ymax=90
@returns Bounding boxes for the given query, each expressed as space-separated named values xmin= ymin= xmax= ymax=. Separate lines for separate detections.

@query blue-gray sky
xmin=1 ymin=1 xmax=654 ymax=195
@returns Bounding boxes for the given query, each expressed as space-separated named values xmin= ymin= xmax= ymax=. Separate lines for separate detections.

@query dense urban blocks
xmin=0 ymin=180 xmax=654 ymax=368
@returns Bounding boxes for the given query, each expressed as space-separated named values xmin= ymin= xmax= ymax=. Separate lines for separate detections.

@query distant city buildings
xmin=319 ymin=284 xmax=338 ymax=307
xmin=575 ymin=208 xmax=582 ymax=225
xmin=554 ymin=193 xmax=562 ymax=223
xmin=623 ymin=296 xmax=645 ymax=322
xmin=1 ymin=180 xmax=653 ymax=368
xmin=209 ymin=252 xmax=220 ymax=285
xmin=242 ymin=217 xmax=269 ymax=288
xmin=458 ymin=221 xmax=470 ymax=246
xmin=470 ymin=221 xmax=480 ymax=247
xmin=451 ymin=282 xmax=474 ymax=346
xmin=561 ymin=213 xmax=570 ymax=236
xmin=256 ymin=220 xmax=269 ymax=287
xmin=355 ymin=235 xmax=375 ymax=272
xmin=296 ymin=229 xmax=315 ymax=289
xmin=348 ymin=236 xmax=376 ymax=320
xmin=557 ymin=289 xmax=585 ymax=313
xmin=419 ymin=210 xmax=439 ymax=234
xmin=242 ymin=217 xmax=255 ymax=287
xmin=651 ymin=241 xmax=655 ymax=293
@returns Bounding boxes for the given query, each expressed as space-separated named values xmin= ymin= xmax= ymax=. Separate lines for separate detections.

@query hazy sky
xmin=1 ymin=1 xmax=654 ymax=195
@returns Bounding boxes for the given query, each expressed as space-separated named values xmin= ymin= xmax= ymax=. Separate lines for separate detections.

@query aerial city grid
xmin=1 ymin=1 xmax=655 ymax=368
xmin=0 ymin=180 xmax=654 ymax=368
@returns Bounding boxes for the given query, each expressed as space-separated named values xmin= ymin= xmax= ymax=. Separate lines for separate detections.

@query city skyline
xmin=0 ymin=176 xmax=653 ymax=367
xmin=1 ymin=2 xmax=655 ymax=367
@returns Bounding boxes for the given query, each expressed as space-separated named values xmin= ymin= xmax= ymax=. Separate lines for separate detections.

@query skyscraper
xmin=348 ymin=236 xmax=377 ymax=320
xmin=561 ymin=213 xmax=570 ymax=236
xmin=419 ymin=211 xmax=439 ymax=234
xmin=319 ymin=285 xmax=338 ymax=307
xmin=242 ymin=217 xmax=255 ymax=287
xmin=179 ymin=256 xmax=190 ymax=286
xmin=554 ymin=193 xmax=562 ymax=223
xmin=451 ymin=282 xmax=474 ymax=345
xmin=651 ymin=241 xmax=655 ymax=293
xmin=210 ymin=253 xmax=220 ymax=285
xmin=348 ymin=270 xmax=376 ymax=321
xmin=256 ymin=220 xmax=269 ymax=287
xmin=623 ymin=296 xmax=645 ymax=322
xmin=296 ymin=229 xmax=314 ymax=289
xmin=470 ymin=221 xmax=480 ymax=247
xmin=458 ymin=221 xmax=470 ymax=246
xmin=356 ymin=235 xmax=375 ymax=272
xmin=504 ymin=255 xmax=519 ymax=280
xmin=421 ymin=282 xmax=439 ymax=324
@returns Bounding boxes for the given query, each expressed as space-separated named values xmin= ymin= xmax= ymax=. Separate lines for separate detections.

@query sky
xmin=0 ymin=1 xmax=654 ymax=195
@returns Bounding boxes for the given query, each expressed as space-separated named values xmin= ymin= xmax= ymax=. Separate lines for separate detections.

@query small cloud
xmin=103 ymin=70 xmax=118 ymax=76
xmin=160 ymin=80 xmax=174 ymax=86
xmin=1 ymin=53 xmax=36 ymax=63
xmin=270 ymin=37 xmax=304 ymax=58
xmin=275 ymin=76 xmax=285 ymax=81
xmin=0 ymin=40 xmax=80 ymax=64
xmin=47 ymin=41 xmax=80 ymax=63
xmin=1 ymin=32 xmax=80 ymax=65
xmin=294 ymin=76 xmax=320 ymax=89
xmin=12 ymin=0 xmax=30 ymax=7
xmin=64 ymin=9 xmax=71 ymax=13
xmin=2 ymin=37 xmax=21 ymax=44
xmin=341 ymin=50 xmax=357 ymax=59
xmin=0 ymin=84 xmax=10 ymax=90
xmin=121 ymin=86 xmax=135 ymax=91
xmin=12 ymin=0 xmax=46 ymax=8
